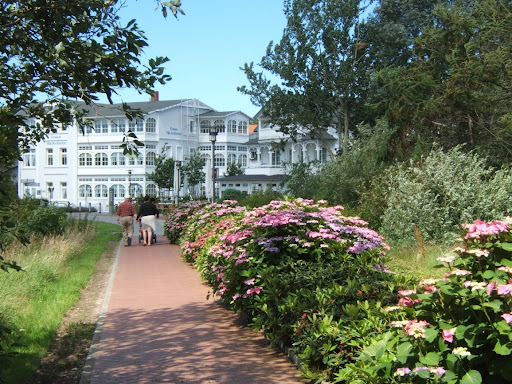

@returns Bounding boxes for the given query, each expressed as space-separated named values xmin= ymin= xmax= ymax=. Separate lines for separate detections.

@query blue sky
xmin=105 ymin=0 xmax=288 ymax=117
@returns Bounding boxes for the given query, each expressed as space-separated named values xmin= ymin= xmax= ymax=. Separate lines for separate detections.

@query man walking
xmin=117 ymin=195 xmax=137 ymax=246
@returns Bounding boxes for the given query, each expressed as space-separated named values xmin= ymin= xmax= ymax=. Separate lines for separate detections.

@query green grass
xmin=0 ymin=220 xmax=121 ymax=384
xmin=386 ymin=242 xmax=451 ymax=281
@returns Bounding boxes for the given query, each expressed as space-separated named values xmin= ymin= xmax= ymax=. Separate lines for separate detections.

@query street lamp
xmin=175 ymin=160 xmax=182 ymax=206
xmin=127 ymin=170 xmax=132 ymax=196
xmin=209 ymin=127 xmax=218 ymax=203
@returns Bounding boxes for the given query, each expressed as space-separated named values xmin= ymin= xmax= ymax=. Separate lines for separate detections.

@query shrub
xmin=177 ymin=198 xmax=399 ymax=381
xmin=339 ymin=217 xmax=512 ymax=384
xmin=165 ymin=200 xmax=209 ymax=244
xmin=221 ymin=188 xmax=248 ymax=202
xmin=379 ymin=146 xmax=512 ymax=244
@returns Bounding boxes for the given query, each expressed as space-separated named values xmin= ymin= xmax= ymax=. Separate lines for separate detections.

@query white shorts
xmin=141 ymin=215 xmax=156 ymax=231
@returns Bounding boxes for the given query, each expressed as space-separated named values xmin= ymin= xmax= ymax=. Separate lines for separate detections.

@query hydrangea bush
xmin=338 ymin=218 xmax=512 ymax=383
xmin=174 ymin=198 xmax=403 ymax=381
xmin=165 ymin=200 xmax=209 ymax=244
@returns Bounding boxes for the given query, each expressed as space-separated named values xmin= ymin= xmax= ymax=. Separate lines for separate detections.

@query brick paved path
xmin=80 ymin=236 xmax=305 ymax=384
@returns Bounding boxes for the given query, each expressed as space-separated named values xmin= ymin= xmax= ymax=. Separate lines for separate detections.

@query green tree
xmin=223 ymin=161 xmax=245 ymax=177
xmin=1 ymin=0 xmax=183 ymax=166
xmin=147 ymin=145 xmax=175 ymax=196
xmin=0 ymin=0 xmax=184 ymax=271
xmin=375 ymin=0 xmax=512 ymax=165
xmin=182 ymin=152 xmax=205 ymax=199
xmin=239 ymin=0 xmax=373 ymax=156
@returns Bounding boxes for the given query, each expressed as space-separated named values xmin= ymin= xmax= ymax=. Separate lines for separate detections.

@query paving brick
xmin=81 ymin=237 xmax=305 ymax=384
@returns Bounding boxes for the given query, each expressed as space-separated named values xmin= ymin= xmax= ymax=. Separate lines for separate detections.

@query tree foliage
xmin=0 ymin=0 xmax=182 ymax=167
xmin=181 ymin=152 xmax=205 ymax=198
xmin=223 ymin=161 xmax=244 ymax=177
xmin=0 ymin=0 xmax=184 ymax=271
xmin=239 ymin=0 xmax=373 ymax=156
xmin=147 ymin=145 xmax=175 ymax=194
xmin=374 ymin=0 xmax=512 ymax=164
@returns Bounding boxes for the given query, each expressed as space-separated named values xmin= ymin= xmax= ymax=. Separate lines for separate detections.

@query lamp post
xmin=127 ymin=170 xmax=132 ymax=196
xmin=175 ymin=160 xmax=181 ymax=206
xmin=209 ymin=127 xmax=218 ymax=203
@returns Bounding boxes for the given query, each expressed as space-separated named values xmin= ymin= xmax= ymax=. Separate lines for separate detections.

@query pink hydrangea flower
xmin=497 ymin=284 xmax=512 ymax=295
xmin=404 ymin=320 xmax=430 ymax=339
xmin=501 ymin=313 xmax=512 ymax=324
xmin=487 ymin=280 xmax=497 ymax=295
xmin=442 ymin=328 xmax=456 ymax=343
xmin=465 ymin=219 xmax=508 ymax=239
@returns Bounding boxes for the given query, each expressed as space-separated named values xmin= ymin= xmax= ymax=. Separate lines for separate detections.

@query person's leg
xmin=127 ymin=220 xmax=133 ymax=246
xmin=147 ymin=228 xmax=153 ymax=246
xmin=143 ymin=230 xmax=148 ymax=245
xmin=121 ymin=218 xmax=129 ymax=246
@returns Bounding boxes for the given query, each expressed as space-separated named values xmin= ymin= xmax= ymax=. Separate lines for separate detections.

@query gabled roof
xmin=81 ymin=99 xmax=192 ymax=118
xmin=199 ymin=110 xmax=252 ymax=120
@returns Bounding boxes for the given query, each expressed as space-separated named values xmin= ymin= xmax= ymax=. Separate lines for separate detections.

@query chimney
xmin=151 ymin=91 xmax=159 ymax=102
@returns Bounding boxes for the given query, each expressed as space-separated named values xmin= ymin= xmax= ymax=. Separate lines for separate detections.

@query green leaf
xmin=419 ymin=351 xmax=440 ymax=365
xmin=494 ymin=338 xmax=512 ymax=356
xmin=460 ymin=370 xmax=482 ymax=384
xmin=424 ymin=327 xmax=438 ymax=343
xmin=396 ymin=342 xmax=413 ymax=364
xmin=498 ymin=242 xmax=512 ymax=251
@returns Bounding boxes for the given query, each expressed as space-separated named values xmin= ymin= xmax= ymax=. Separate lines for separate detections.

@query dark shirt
xmin=117 ymin=201 xmax=136 ymax=217
xmin=137 ymin=202 xmax=159 ymax=220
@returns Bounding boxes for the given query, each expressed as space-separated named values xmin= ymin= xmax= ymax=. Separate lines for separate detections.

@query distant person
xmin=117 ymin=195 xmax=137 ymax=246
xmin=137 ymin=195 xmax=159 ymax=246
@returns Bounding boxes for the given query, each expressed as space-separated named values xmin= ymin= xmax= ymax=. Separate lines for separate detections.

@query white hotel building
xmin=18 ymin=96 xmax=337 ymax=211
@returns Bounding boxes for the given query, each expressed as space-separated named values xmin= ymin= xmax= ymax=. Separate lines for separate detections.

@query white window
xmin=227 ymin=154 xmax=237 ymax=165
xmin=60 ymin=148 xmax=67 ymax=165
xmin=47 ymin=148 xmax=53 ymax=166
xmin=130 ymin=183 xmax=143 ymax=198
xmin=95 ymin=153 xmax=108 ymax=166
xmin=95 ymin=184 xmax=108 ymax=198
xmin=238 ymin=121 xmax=248 ymax=134
xmin=145 ymin=118 xmax=156 ymax=133
xmin=214 ymin=154 xmax=225 ymax=167
xmin=61 ymin=182 xmax=67 ymax=199
xmin=214 ymin=119 xmax=225 ymax=133
xmin=129 ymin=118 xmax=144 ymax=132
xmin=111 ymin=152 xmax=126 ymax=166
xmin=320 ymin=147 xmax=328 ymax=163
xmin=227 ymin=120 xmax=237 ymax=133
xmin=249 ymin=148 xmax=258 ymax=160
xmin=111 ymin=119 xmax=126 ymax=133
xmin=23 ymin=148 xmax=36 ymax=167
xmin=200 ymin=120 xmax=211 ymax=133
xmin=189 ymin=120 xmax=197 ymax=133
xmin=146 ymin=152 xmax=156 ymax=166
xmin=271 ymin=151 xmax=281 ymax=166
xmin=79 ymin=153 xmax=92 ymax=166
xmin=79 ymin=184 xmax=92 ymax=198
xmin=95 ymin=119 xmax=109 ymax=134
xmin=146 ymin=184 xmax=157 ymax=196
xmin=111 ymin=184 xmax=126 ymax=198
xmin=137 ymin=154 xmax=144 ymax=165
xmin=239 ymin=154 xmax=248 ymax=167
xmin=47 ymin=182 xmax=54 ymax=199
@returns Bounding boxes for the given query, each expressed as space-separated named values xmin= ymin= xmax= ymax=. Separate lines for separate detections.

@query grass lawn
xmin=0 ymin=220 xmax=121 ymax=384
xmin=386 ymin=242 xmax=452 ymax=280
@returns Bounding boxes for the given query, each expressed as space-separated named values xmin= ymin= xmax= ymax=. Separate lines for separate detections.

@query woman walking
xmin=137 ymin=195 xmax=159 ymax=246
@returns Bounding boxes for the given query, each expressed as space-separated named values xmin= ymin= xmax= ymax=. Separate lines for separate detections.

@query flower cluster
xmin=377 ymin=217 xmax=512 ymax=383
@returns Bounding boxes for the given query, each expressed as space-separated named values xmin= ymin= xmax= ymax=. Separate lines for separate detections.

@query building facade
xmin=18 ymin=97 xmax=338 ymax=209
